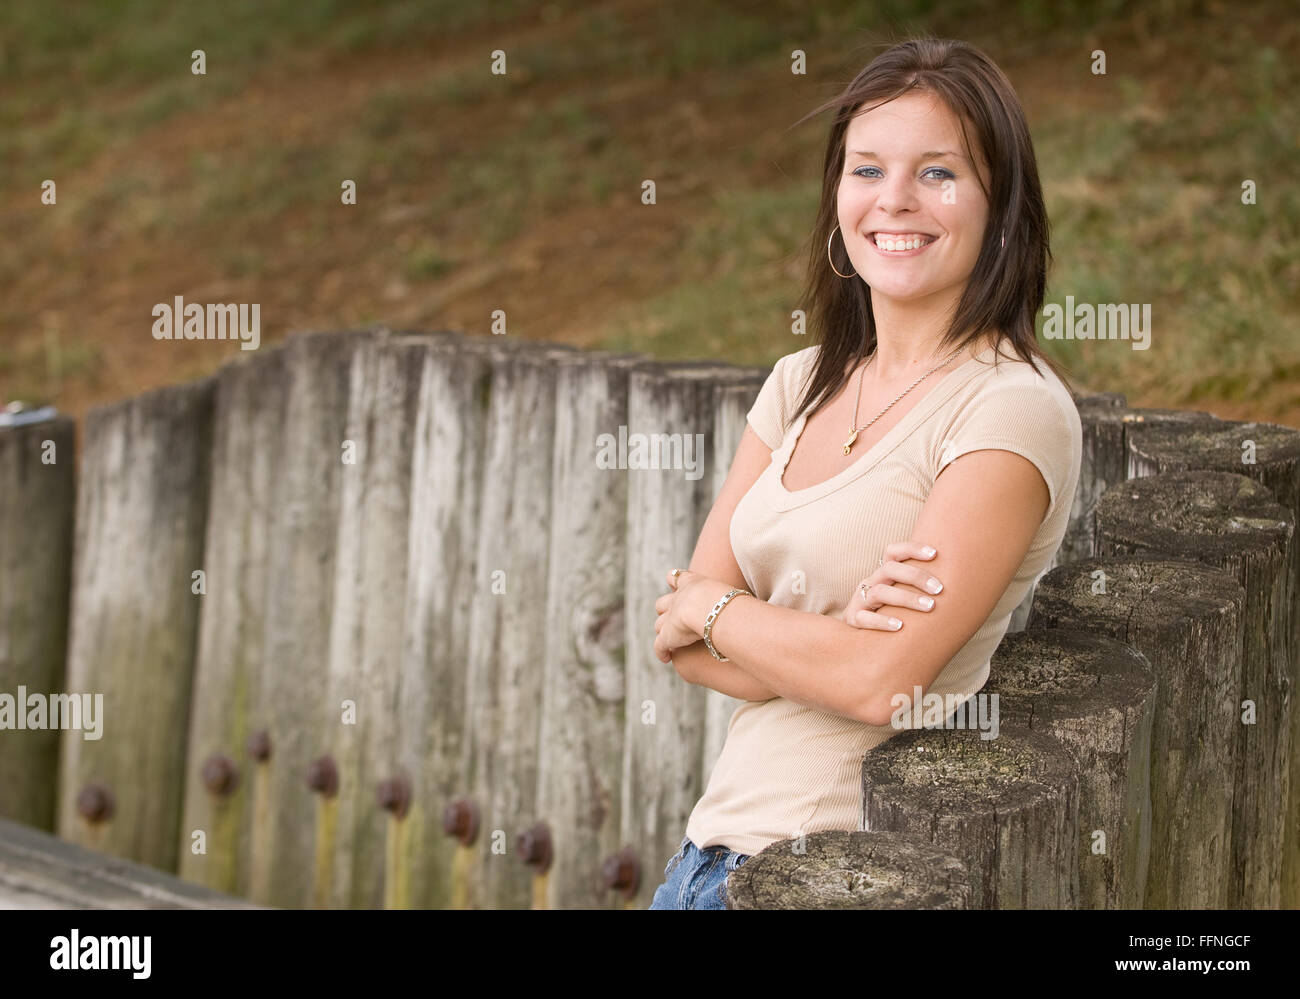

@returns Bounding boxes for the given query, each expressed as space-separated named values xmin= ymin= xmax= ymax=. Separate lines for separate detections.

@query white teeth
xmin=873 ymin=234 xmax=932 ymax=251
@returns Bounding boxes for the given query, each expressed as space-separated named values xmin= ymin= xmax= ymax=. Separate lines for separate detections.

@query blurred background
xmin=1 ymin=0 xmax=1298 ymax=427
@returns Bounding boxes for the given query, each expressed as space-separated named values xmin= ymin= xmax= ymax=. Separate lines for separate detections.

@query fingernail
xmin=888 ymin=618 xmax=902 ymax=629
xmin=918 ymin=596 xmax=934 ymax=609
xmin=920 ymin=546 xmax=936 ymax=557
xmin=926 ymin=578 xmax=942 ymax=593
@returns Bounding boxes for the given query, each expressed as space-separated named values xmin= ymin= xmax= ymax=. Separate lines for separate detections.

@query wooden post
xmin=621 ymin=361 xmax=736 ymax=908
xmin=323 ymin=333 xmax=426 ymax=909
xmin=726 ymin=829 xmax=970 ymax=909
xmin=463 ymin=338 xmax=578 ymax=908
xmin=254 ymin=330 xmax=369 ymax=907
xmin=988 ymin=628 xmax=1157 ymax=908
xmin=1029 ymin=555 xmax=1247 ymax=907
xmin=395 ymin=334 xmax=492 ymax=909
xmin=0 ymin=816 xmax=264 ymax=909
xmin=1125 ymin=421 xmax=1300 ymax=907
xmin=535 ymin=348 xmax=647 ymax=909
xmin=179 ymin=344 xmax=288 ymax=898
xmin=861 ymin=724 xmax=1081 ymax=909
xmin=0 ymin=416 xmax=75 ymax=829
xmin=1060 ymin=402 xmax=1223 ymax=565
xmin=58 ymin=377 xmax=215 ymax=872
xmin=1094 ymin=470 xmax=1292 ymax=908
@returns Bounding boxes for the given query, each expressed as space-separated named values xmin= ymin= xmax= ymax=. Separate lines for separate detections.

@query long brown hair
xmin=786 ymin=36 xmax=1076 ymax=420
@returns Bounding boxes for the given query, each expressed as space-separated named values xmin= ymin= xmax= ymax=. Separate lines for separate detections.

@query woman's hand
xmin=842 ymin=541 xmax=944 ymax=631
xmin=653 ymin=568 xmax=710 ymax=664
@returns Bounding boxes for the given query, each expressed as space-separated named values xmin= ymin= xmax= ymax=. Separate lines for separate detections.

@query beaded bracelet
xmin=702 ymin=587 xmax=750 ymax=661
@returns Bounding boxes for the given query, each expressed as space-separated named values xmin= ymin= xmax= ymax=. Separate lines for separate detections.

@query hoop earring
xmin=827 ymin=225 xmax=856 ymax=278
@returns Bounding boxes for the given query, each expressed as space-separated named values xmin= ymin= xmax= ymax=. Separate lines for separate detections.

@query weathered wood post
xmin=0 ymin=816 xmax=265 ymax=909
xmin=700 ymin=370 xmax=766 ymax=785
xmin=244 ymin=330 xmax=369 ymax=906
xmin=462 ymin=338 xmax=579 ymax=909
xmin=727 ymin=829 xmax=971 ymax=909
xmin=534 ymin=348 xmax=647 ymax=909
xmin=0 ymin=416 xmax=75 ymax=829
xmin=321 ymin=333 xmax=427 ymax=909
xmin=395 ymin=333 xmax=493 ymax=909
xmin=179 ymin=331 xmax=371 ymax=906
xmin=987 ymin=628 xmax=1157 ymax=908
xmin=1125 ymin=422 xmax=1300 ymax=908
xmin=621 ymin=361 xmax=738 ymax=908
xmin=58 ymin=377 xmax=215 ymax=871
xmin=1060 ymin=401 xmax=1223 ymax=564
xmin=861 ymin=723 xmax=1081 ymax=909
xmin=178 ymin=344 xmax=288 ymax=898
xmin=1029 ymin=555 xmax=1248 ymax=908
xmin=1097 ymin=471 xmax=1292 ymax=908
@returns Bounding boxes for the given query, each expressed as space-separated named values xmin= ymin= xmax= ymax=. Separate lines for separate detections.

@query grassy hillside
xmin=1 ymin=0 xmax=1297 ymax=424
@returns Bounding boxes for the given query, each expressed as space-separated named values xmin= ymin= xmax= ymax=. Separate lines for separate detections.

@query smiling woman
xmin=647 ymin=36 xmax=1083 ymax=910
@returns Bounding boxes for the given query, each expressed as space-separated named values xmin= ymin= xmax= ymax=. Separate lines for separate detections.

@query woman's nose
xmin=874 ymin=174 xmax=921 ymax=214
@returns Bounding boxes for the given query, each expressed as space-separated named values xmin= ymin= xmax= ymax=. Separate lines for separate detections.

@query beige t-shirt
xmin=684 ymin=338 xmax=1083 ymax=856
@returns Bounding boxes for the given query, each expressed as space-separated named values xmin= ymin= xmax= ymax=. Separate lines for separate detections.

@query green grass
xmin=2 ymin=0 xmax=1297 ymax=418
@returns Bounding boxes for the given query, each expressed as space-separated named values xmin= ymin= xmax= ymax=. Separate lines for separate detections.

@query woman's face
xmin=836 ymin=90 xmax=991 ymax=303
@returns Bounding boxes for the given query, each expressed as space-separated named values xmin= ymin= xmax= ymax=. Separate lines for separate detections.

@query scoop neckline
xmin=771 ymin=342 xmax=995 ymax=508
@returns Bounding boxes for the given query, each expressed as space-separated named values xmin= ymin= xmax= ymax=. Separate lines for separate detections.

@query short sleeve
xmin=745 ymin=353 xmax=790 ymax=451
xmin=936 ymin=382 xmax=1080 ymax=521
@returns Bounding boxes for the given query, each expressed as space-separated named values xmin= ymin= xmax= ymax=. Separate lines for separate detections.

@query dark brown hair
xmin=787 ymin=36 xmax=1076 ymax=420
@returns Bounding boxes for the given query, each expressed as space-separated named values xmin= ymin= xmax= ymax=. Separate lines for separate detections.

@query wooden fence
xmin=1 ymin=326 xmax=1297 ymax=909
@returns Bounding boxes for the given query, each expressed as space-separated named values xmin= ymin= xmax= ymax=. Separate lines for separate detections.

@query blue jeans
xmin=648 ymin=834 xmax=750 ymax=909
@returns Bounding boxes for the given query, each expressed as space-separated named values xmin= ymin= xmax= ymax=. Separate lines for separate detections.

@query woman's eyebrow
xmin=848 ymin=149 xmax=967 ymax=162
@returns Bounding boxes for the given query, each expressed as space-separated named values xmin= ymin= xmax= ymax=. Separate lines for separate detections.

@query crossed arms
xmin=660 ymin=422 xmax=1049 ymax=727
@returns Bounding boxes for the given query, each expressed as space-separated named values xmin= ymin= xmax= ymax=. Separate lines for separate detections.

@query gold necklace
xmin=841 ymin=344 xmax=969 ymax=455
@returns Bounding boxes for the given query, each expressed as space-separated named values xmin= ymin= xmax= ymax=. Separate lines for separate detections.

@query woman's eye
xmin=922 ymin=167 xmax=955 ymax=181
xmin=852 ymin=165 xmax=882 ymax=178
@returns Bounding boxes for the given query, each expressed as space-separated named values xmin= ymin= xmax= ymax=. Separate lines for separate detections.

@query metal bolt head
xmin=306 ymin=755 xmax=338 ymax=797
xmin=201 ymin=753 xmax=238 ymax=796
xmin=442 ymin=797 xmax=479 ymax=845
xmin=376 ymin=775 xmax=411 ymax=819
xmin=600 ymin=846 xmax=640 ymax=896
xmin=246 ymin=729 xmax=271 ymax=762
xmin=75 ymin=781 xmax=115 ymax=824
xmin=516 ymin=822 xmax=552 ymax=873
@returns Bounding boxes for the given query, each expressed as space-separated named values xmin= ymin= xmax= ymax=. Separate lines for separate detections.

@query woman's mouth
xmin=868 ymin=232 xmax=938 ymax=256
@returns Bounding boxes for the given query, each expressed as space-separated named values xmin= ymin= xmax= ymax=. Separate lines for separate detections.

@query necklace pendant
xmin=841 ymin=429 xmax=858 ymax=455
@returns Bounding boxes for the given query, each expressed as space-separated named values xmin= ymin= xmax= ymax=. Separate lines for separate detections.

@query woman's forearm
xmin=682 ymin=580 xmax=888 ymax=723
xmin=671 ymin=638 xmax=780 ymax=702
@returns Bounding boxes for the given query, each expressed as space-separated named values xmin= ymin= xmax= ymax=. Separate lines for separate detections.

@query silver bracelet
xmin=702 ymin=587 xmax=750 ymax=661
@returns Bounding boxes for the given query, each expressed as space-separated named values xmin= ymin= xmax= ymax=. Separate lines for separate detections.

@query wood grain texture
xmin=1030 ymin=555 xmax=1247 ymax=907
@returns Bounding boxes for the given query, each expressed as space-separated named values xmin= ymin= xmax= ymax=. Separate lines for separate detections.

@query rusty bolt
xmin=600 ymin=846 xmax=640 ymax=897
xmin=246 ymin=729 xmax=271 ymax=762
xmin=516 ymin=822 xmax=552 ymax=874
xmin=306 ymin=755 xmax=338 ymax=798
xmin=442 ymin=797 xmax=479 ymax=845
xmin=75 ymin=781 xmax=115 ymax=824
xmin=376 ymin=775 xmax=411 ymax=819
xmin=201 ymin=753 xmax=239 ymax=796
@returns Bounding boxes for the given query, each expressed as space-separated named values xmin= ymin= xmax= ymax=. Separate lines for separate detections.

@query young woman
xmin=647 ymin=37 xmax=1083 ymax=910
